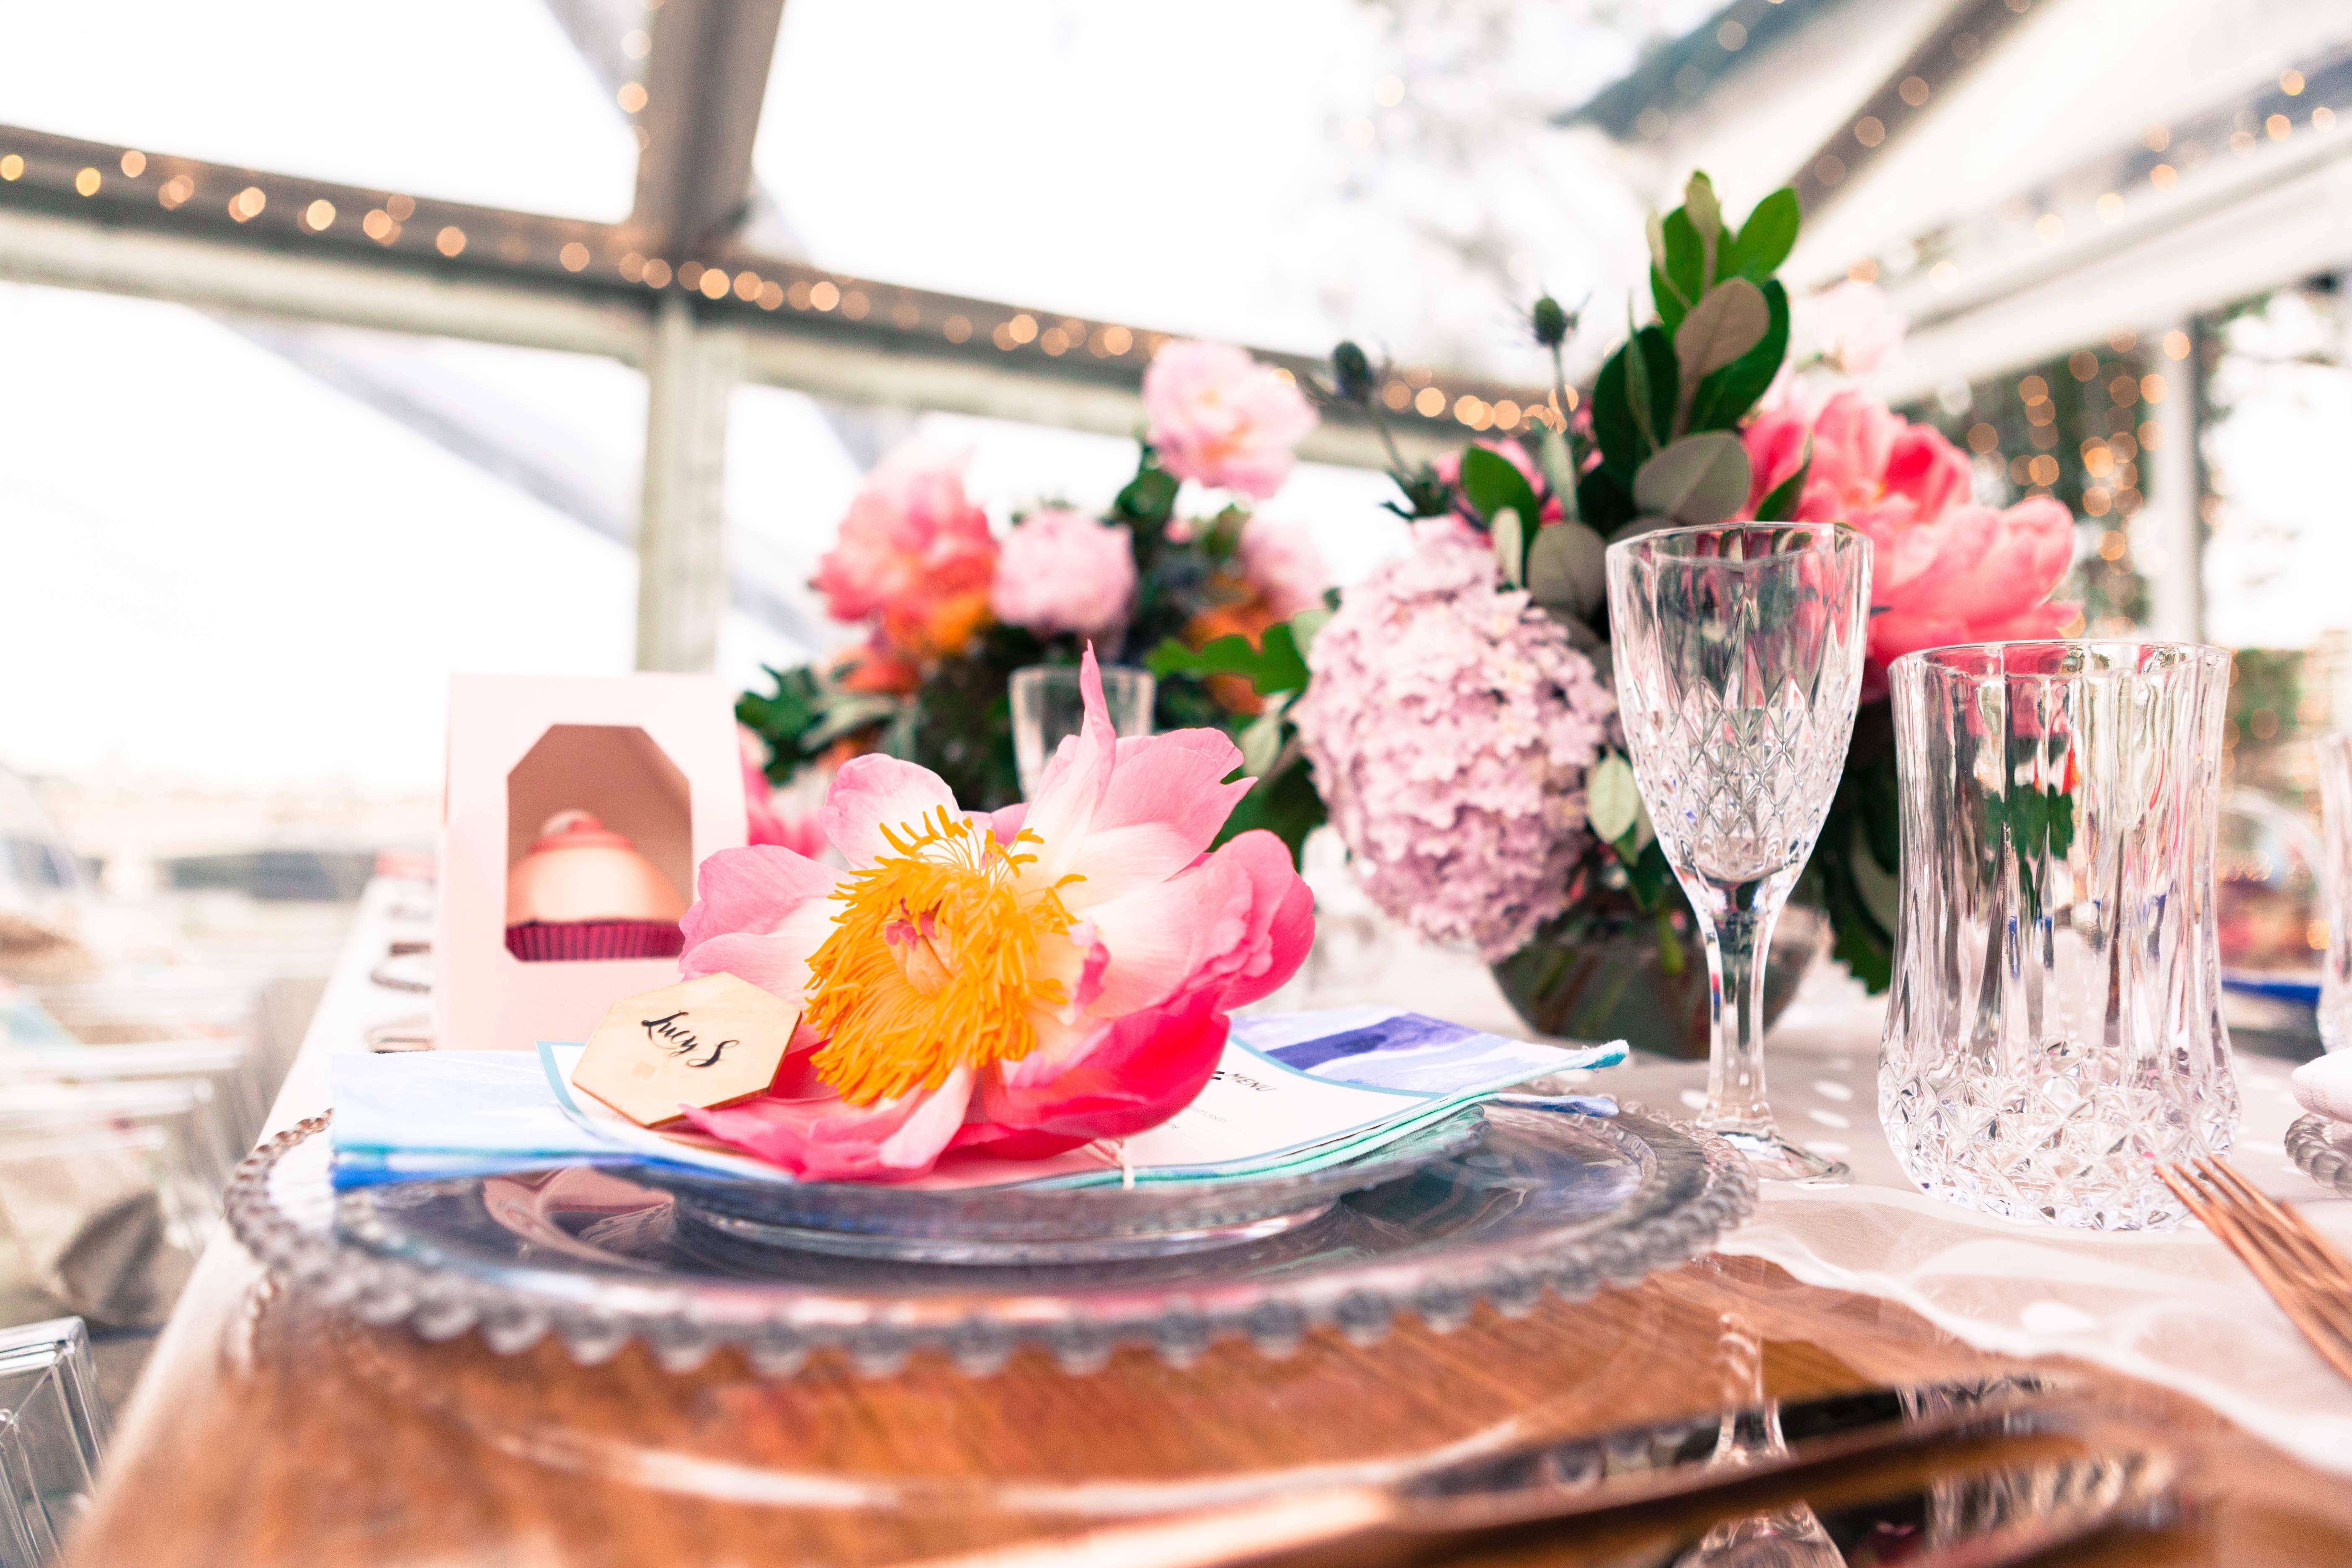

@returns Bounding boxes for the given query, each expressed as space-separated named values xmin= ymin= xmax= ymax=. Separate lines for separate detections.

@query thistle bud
xmin=1331 ymin=340 xmax=1375 ymax=403
xmin=1531 ymin=296 xmax=1572 ymax=348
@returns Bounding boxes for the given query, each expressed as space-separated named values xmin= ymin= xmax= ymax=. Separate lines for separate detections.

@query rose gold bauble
xmin=504 ymin=810 xmax=687 ymax=925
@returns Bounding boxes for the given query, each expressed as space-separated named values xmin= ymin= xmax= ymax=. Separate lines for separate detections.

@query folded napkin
xmin=2293 ymin=1051 xmax=2352 ymax=1122
xmin=330 ymin=1007 xmax=1624 ymax=1191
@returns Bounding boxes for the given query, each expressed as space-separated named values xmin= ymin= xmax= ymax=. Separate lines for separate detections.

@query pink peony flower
xmin=812 ymin=451 xmax=998 ymax=661
xmin=1861 ymin=497 xmax=2081 ymax=686
xmin=1742 ymin=387 xmax=1972 ymax=534
xmin=1803 ymin=280 xmax=1907 ymax=376
xmin=1235 ymin=518 xmax=1329 ymax=619
xmin=1142 ymin=341 xmax=1318 ymax=500
xmin=675 ymin=650 xmax=1314 ymax=1181
xmin=1294 ymin=529 xmax=1614 ymax=961
xmin=1742 ymin=388 xmax=2078 ymax=693
xmin=988 ymin=508 xmax=1138 ymax=637
xmin=739 ymin=726 xmax=828 ymax=861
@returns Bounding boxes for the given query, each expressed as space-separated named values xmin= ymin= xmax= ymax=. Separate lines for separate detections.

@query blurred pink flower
xmin=1743 ymin=387 xmax=1971 ymax=532
xmin=1142 ymin=341 xmax=1318 ymax=500
xmin=1863 ymin=498 xmax=2080 ymax=689
xmin=1235 ymin=518 xmax=1329 ymax=619
xmin=678 ymin=652 xmax=1313 ymax=1181
xmin=812 ymin=451 xmax=998 ymax=661
xmin=739 ymin=727 xmax=828 ymax=860
xmin=989 ymin=508 xmax=1137 ymax=637
xmin=1805 ymin=280 xmax=1907 ymax=376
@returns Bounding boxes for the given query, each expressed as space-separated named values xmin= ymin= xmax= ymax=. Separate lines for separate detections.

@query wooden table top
xmin=66 ymin=1231 xmax=2352 ymax=1566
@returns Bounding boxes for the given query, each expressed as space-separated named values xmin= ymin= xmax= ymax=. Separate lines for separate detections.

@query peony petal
xmin=1081 ymin=829 xmax=1313 ymax=1016
xmin=680 ymin=1068 xmax=974 ymax=1181
xmin=818 ymin=754 xmax=962 ymax=867
xmin=678 ymin=892 xmax=840 ymax=1003
xmin=965 ymin=988 xmax=1228 ymax=1143
xmin=679 ymin=845 xmax=840 ymax=950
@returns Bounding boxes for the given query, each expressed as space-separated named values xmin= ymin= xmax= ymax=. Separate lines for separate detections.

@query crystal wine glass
xmin=1605 ymin=523 xmax=1871 ymax=1182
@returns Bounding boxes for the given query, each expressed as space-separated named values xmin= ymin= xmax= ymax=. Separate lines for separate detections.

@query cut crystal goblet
xmin=1605 ymin=523 xmax=1872 ymax=1182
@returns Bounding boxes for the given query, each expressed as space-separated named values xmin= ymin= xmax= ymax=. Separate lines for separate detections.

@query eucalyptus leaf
xmin=1459 ymin=445 xmax=1542 ymax=536
xmin=1754 ymin=435 xmax=1813 ymax=523
xmin=1491 ymin=506 xmax=1525 ymax=588
xmin=1674 ymin=278 xmax=1770 ymax=383
xmin=1725 ymin=187 xmax=1800 ymax=282
xmin=1526 ymin=519 xmax=1606 ymax=618
xmin=1236 ymin=694 xmax=1295 ymax=780
xmin=1632 ymin=431 xmax=1751 ymax=525
xmin=1287 ymin=606 xmax=1333 ymax=660
xmin=1533 ymin=423 xmax=1576 ymax=508
xmin=1687 ymin=280 xmax=1789 ymax=433
xmin=1683 ymin=172 xmax=1722 ymax=242
xmin=1645 ymin=210 xmax=1668 ymax=274
xmin=1587 ymin=752 xmax=1641 ymax=844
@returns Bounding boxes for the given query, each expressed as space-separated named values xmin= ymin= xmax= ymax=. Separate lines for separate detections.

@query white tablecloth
xmin=1267 ymin=908 xmax=2352 ymax=1477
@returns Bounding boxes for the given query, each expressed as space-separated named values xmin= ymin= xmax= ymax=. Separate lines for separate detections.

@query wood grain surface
xmin=65 ymin=1235 xmax=2352 ymax=1567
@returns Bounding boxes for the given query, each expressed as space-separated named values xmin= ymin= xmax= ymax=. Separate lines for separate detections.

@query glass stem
xmin=1702 ymin=879 xmax=1781 ymax=1139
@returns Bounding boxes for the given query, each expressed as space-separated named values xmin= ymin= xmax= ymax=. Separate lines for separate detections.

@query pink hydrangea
xmin=988 ymin=508 xmax=1137 ymax=637
xmin=1143 ymin=341 xmax=1318 ymax=500
xmin=812 ymin=451 xmax=998 ymax=661
xmin=1294 ymin=530 xmax=1614 ymax=961
xmin=1235 ymin=518 xmax=1329 ymax=619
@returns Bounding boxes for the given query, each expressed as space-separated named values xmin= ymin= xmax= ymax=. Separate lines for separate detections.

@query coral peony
xmin=988 ymin=508 xmax=1138 ymax=637
xmin=1743 ymin=388 xmax=2078 ymax=691
xmin=1743 ymin=387 xmax=1971 ymax=534
xmin=1861 ymin=497 xmax=2080 ymax=681
xmin=1802 ymin=280 xmax=1907 ymax=376
xmin=676 ymin=650 xmax=1314 ymax=1181
xmin=1143 ymin=340 xmax=1318 ymax=500
xmin=1235 ymin=518 xmax=1329 ymax=619
xmin=1294 ymin=530 xmax=1614 ymax=961
xmin=812 ymin=452 xmax=998 ymax=662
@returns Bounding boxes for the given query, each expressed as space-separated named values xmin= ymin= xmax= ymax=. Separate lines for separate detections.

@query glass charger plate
xmin=226 ymin=1103 xmax=1754 ymax=1375
xmin=2287 ymin=1113 xmax=2352 ymax=1197
xmin=632 ymin=1108 xmax=1488 ymax=1264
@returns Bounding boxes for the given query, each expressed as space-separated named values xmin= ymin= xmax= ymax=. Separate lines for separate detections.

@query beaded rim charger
xmin=225 ymin=1105 xmax=1756 ymax=1377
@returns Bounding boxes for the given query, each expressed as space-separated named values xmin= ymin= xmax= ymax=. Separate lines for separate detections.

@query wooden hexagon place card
xmin=573 ymin=972 xmax=799 ymax=1127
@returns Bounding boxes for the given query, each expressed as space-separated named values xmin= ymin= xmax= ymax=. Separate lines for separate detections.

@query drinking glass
xmin=1606 ymin=523 xmax=1871 ymax=1182
xmin=2318 ymin=733 xmax=2352 ymax=1052
xmin=1882 ymin=642 xmax=2236 ymax=1230
xmin=1009 ymin=665 xmax=1154 ymax=799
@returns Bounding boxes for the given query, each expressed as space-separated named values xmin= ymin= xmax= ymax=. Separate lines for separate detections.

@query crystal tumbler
xmin=1607 ymin=523 xmax=1871 ymax=1183
xmin=1882 ymin=641 xmax=2237 ymax=1230
xmin=2317 ymin=732 xmax=2352 ymax=1052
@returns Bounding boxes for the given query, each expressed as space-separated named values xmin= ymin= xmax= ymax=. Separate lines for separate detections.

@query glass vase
xmin=1881 ymin=641 xmax=2237 ymax=1230
xmin=2316 ymin=732 xmax=2352 ymax=1052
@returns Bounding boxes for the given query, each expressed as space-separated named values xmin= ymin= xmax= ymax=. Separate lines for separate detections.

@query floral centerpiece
xmin=1298 ymin=174 xmax=2076 ymax=1040
xmin=738 ymin=341 xmax=1336 ymax=861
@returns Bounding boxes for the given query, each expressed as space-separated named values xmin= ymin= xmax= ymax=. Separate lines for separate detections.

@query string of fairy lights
xmin=0 ymin=122 xmax=1549 ymax=440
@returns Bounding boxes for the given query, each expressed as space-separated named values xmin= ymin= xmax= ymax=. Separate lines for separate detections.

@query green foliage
xmin=736 ymin=665 xmax=829 ymax=784
xmin=1753 ymin=438 xmax=1812 ymax=523
xmin=1687 ymin=281 xmax=1788 ymax=433
xmin=1723 ymin=188 xmax=1800 ymax=283
xmin=1457 ymin=446 xmax=1543 ymax=537
xmin=1215 ymin=747 xmax=1326 ymax=863
xmin=1593 ymin=327 xmax=1678 ymax=484
xmin=1146 ymin=622 xmax=1310 ymax=696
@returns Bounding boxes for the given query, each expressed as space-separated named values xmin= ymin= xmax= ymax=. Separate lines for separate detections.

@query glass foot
xmin=1713 ymin=1128 xmax=1849 ymax=1184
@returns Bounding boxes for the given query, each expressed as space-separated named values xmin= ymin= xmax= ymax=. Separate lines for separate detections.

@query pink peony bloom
xmin=1294 ymin=529 xmax=1614 ymax=961
xmin=1235 ymin=518 xmax=1330 ymax=619
xmin=1804 ymin=280 xmax=1907 ymax=376
xmin=1143 ymin=341 xmax=1318 ymax=500
xmin=675 ymin=650 xmax=1314 ymax=1181
xmin=1861 ymin=497 xmax=2081 ymax=686
xmin=988 ymin=508 xmax=1138 ymax=637
xmin=1742 ymin=388 xmax=2078 ymax=693
xmin=812 ymin=451 xmax=998 ymax=661
xmin=1743 ymin=387 xmax=1972 ymax=534
xmin=739 ymin=726 xmax=828 ymax=861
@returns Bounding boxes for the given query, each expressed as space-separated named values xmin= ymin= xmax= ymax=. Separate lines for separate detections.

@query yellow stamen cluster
xmin=804 ymin=808 xmax=1080 ymax=1106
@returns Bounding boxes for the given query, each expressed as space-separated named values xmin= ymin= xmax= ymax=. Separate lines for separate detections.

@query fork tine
xmin=2164 ymin=1162 xmax=2352 ymax=1387
xmin=2201 ymin=1160 xmax=2352 ymax=1294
